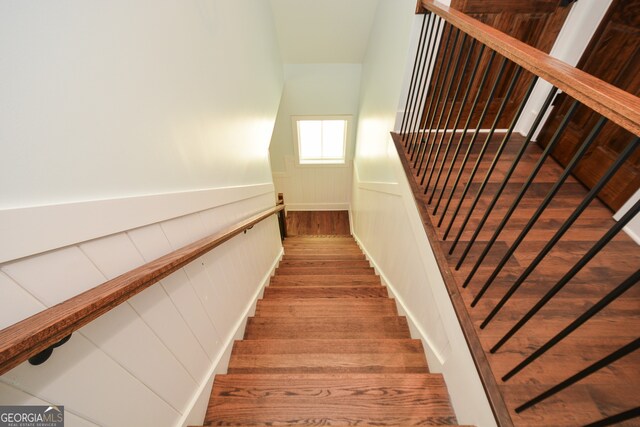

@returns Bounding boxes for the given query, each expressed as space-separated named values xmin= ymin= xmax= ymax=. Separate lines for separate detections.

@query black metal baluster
xmin=423 ymin=37 xmax=476 ymax=194
xmin=482 ymin=136 xmax=639 ymax=325
xmin=515 ymin=338 xmax=640 ymax=413
xmin=407 ymin=17 xmax=443 ymax=154
xmin=491 ymin=198 xmax=640 ymax=352
xmin=433 ymin=49 xmax=496 ymax=217
xmin=442 ymin=63 xmax=522 ymax=241
xmin=428 ymin=43 xmax=485 ymax=203
xmin=414 ymin=29 xmax=463 ymax=175
xmin=437 ymin=52 xmax=501 ymax=229
xmin=411 ymin=22 xmax=454 ymax=162
xmin=409 ymin=18 xmax=446 ymax=157
xmin=462 ymin=96 xmax=576 ymax=287
xmin=401 ymin=14 xmax=429 ymax=142
xmin=448 ymin=74 xmax=537 ymax=254
xmin=433 ymin=49 xmax=496 ymax=216
xmin=473 ymin=115 xmax=607 ymax=309
xmin=420 ymin=33 xmax=469 ymax=186
xmin=456 ymin=87 xmax=559 ymax=272
xmin=463 ymin=100 xmax=579 ymax=289
xmin=583 ymin=407 xmax=640 ymax=427
xmin=503 ymin=269 xmax=640 ymax=381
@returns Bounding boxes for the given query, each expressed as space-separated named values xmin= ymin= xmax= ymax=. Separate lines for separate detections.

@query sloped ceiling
xmin=269 ymin=0 xmax=380 ymax=64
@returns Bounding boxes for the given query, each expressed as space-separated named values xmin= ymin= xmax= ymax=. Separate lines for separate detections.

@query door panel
xmin=536 ymin=0 xmax=640 ymax=211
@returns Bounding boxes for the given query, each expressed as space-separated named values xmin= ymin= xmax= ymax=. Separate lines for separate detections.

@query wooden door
xmin=536 ymin=0 xmax=640 ymax=211
xmin=423 ymin=0 xmax=572 ymax=130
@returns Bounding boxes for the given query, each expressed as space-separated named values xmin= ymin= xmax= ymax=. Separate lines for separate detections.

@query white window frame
xmin=292 ymin=115 xmax=352 ymax=167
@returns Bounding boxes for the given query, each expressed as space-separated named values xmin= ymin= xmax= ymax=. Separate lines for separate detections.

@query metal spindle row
xmin=398 ymin=11 xmax=639 ymax=420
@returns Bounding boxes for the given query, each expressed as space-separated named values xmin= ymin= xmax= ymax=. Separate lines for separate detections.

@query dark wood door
xmin=536 ymin=0 xmax=640 ymax=211
xmin=423 ymin=0 xmax=572 ymax=130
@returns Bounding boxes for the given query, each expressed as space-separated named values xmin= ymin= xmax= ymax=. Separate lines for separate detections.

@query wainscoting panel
xmin=272 ymin=156 xmax=352 ymax=211
xmin=0 ymin=191 xmax=283 ymax=426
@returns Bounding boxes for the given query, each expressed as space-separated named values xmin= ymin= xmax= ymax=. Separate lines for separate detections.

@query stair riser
xmin=228 ymin=354 xmax=430 ymax=374
xmin=269 ymin=275 xmax=380 ymax=286
xmin=244 ymin=317 xmax=410 ymax=340
xmin=278 ymin=260 xmax=371 ymax=268
xmin=263 ymin=287 xmax=388 ymax=299
xmin=281 ymin=254 xmax=366 ymax=261
xmin=255 ymin=301 xmax=397 ymax=317
xmin=230 ymin=339 xmax=426 ymax=355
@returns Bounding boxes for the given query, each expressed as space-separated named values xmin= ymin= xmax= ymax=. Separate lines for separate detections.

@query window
xmin=295 ymin=118 xmax=348 ymax=165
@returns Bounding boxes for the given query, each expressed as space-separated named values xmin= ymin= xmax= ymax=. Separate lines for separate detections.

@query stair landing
xmin=201 ymin=235 xmax=465 ymax=426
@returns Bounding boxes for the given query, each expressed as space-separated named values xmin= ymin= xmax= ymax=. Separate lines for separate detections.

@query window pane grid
xmin=297 ymin=119 xmax=346 ymax=164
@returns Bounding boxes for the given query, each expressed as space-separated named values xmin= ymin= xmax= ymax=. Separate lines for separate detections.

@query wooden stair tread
xmin=263 ymin=286 xmax=388 ymax=299
xmin=228 ymin=339 xmax=429 ymax=374
xmin=283 ymin=242 xmax=361 ymax=247
xmin=203 ymin=234 xmax=459 ymax=426
xmin=281 ymin=253 xmax=367 ymax=260
xmin=283 ymin=241 xmax=357 ymax=246
xmin=197 ymin=425 xmax=472 ymax=427
xmin=284 ymin=238 xmax=358 ymax=241
xmin=206 ymin=373 xmax=456 ymax=425
xmin=278 ymin=260 xmax=371 ymax=268
xmin=283 ymin=251 xmax=365 ymax=256
xmin=244 ymin=316 xmax=410 ymax=339
xmin=255 ymin=298 xmax=397 ymax=317
xmin=231 ymin=339 xmax=426 ymax=354
xmin=275 ymin=266 xmax=376 ymax=275
xmin=269 ymin=274 xmax=381 ymax=286
xmin=284 ymin=245 xmax=362 ymax=249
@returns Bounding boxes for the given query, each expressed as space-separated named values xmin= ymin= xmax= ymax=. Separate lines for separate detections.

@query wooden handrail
xmin=0 ymin=204 xmax=284 ymax=376
xmin=420 ymin=0 xmax=640 ymax=136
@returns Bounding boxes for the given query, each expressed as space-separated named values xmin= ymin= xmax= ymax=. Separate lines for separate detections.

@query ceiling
xmin=269 ymin=0 xmax=380 ymax=64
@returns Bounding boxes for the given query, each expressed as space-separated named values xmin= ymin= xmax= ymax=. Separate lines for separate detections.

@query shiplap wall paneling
xmin=0 ymin=272 xmax=44 ymax=330
xmin=2 ymin=332 xmax=180 ymax=425
xmin=0 ymin=382 xmax=98 ymax=426
xmin=273 ymin=157 xmax=352 ymax=210
xmin=0 ymin=192 xmax=283 ymax=427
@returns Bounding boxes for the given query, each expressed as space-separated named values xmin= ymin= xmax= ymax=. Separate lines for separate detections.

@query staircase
xmin=200 ymin=235 xmax=466 ymax=426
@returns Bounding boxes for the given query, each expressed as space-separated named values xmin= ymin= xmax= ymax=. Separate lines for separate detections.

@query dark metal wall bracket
xmin=28 ymin=334 xmax=72 ymax=366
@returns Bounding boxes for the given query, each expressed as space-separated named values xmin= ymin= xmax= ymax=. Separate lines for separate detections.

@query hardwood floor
xmin=285 ymin=210 xmax=351 ymax=236
xmin=393 ymin=131 xmax=640 ymax=426
xmin=201 ymin=236 xmax=465 ymax=426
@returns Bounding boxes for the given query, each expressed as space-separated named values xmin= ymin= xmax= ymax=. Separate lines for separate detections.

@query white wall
xmin=351 ymin=1 xmax=496 ymax=425
xmin=0 ymin=1 xmax=285 ymax=426
xmin=270 ymin=64 xmax=361 ymax=210
xmin=0 ymin=0 xmax=283 ymax=210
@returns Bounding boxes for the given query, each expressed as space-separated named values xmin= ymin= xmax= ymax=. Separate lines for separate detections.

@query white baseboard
xmin=286 ymin=203 xmax=350 ymax=211
xmin=177 ymin=247 xmax=283 ymax=427
xmin=623 ymin=226 xmax=640 ymax=245
xmin=352 ymin=234 xmax=446 ymax=367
